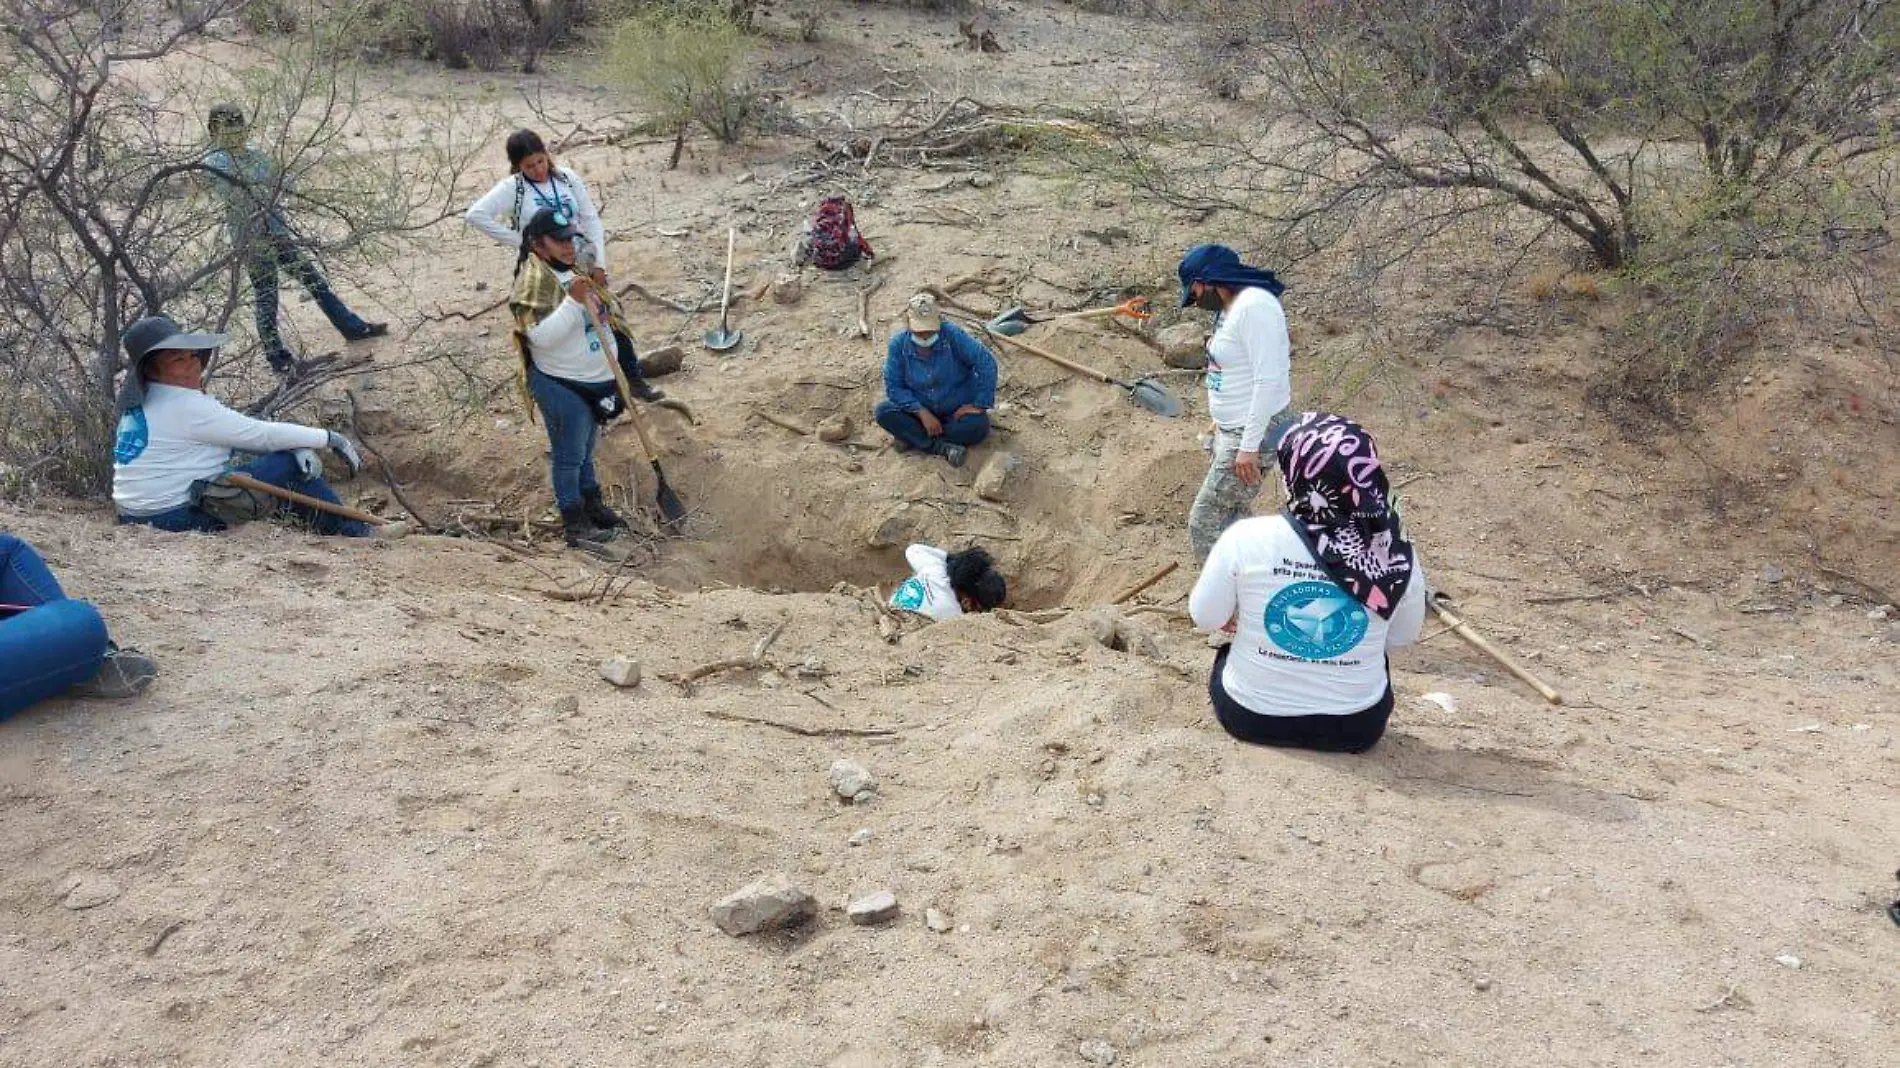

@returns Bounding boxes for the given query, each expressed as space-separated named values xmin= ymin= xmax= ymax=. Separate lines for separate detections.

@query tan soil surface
xmin=3 ymin=5 xmax=1898 ymax=1066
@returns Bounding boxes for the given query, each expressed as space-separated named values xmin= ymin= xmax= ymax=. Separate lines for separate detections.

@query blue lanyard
xmin=525 ymin=177 xmax=569 ymax=215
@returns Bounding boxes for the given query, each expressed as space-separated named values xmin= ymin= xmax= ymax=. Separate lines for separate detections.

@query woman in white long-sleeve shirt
xmin=1189 ymin=412 xmax=1426 ymax=753
xmin=466 ymin=130 xmax=608 ymax=276
xmin=1177 ymin=243 xmax=1299 ymax=561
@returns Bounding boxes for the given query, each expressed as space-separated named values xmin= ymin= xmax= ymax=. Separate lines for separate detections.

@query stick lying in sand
xmin=664 ymin=618 xmax=788 ymax=687
xmin=1430 ymin=597 xmax=1563 ymax=705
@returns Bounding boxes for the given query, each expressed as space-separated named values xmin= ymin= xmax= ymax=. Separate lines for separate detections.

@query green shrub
xmin=604 ymin=2 xmax=756 ymax=147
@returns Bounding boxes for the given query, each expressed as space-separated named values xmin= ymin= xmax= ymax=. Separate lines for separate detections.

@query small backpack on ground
xmin=798 ymin=196 xmax=874 ymax=270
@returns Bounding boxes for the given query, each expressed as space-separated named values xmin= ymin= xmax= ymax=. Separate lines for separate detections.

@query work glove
xmin=293 ymin=448 xmax=324 ymax=480
xmin=326 ymin=431 xmax=364 ymax=477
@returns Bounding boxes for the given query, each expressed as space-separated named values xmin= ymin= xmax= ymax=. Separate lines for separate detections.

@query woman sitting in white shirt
xmin=1188 ymin=412 xmax=1426 ymax=753
xmin=890 ymin=544 xmax=1007 ymax=620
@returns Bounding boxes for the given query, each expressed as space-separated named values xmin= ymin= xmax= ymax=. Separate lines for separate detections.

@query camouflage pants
xmin=1188 ymin=411 xmax=1296 ymax=560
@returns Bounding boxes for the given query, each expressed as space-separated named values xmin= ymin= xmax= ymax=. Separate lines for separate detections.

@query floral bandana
xmin=1275 ymin=412 xmax=1416 ymax=619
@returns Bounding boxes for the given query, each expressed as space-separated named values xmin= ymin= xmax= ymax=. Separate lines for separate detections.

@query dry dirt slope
xmin=0 ymin=500 xmax=1896 ymax=1067
xmin=5 ymin=2 xmax=1900 ymax=1064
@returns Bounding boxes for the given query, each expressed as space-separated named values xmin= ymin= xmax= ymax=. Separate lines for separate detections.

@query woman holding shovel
xmin=510 ymin=209 xmax=665 ymax=550
xmin=1189 ymin=412 xmax=1427 ymax=754
xmin=1178 ymin=244 xmax=1299 ymax=561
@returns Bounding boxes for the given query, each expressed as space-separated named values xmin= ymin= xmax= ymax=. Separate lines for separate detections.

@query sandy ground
xmin=4 ymin=4 xmax=1899 ymax=1066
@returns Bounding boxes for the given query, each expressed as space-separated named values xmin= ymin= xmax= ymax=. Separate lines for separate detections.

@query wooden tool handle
xmin=223 ymin=472 xmax=386 ymax=526
xmin=1112 ymin=560 xmax=1179 ymax=604
xmin=1430 ymin=600 xmax=1563 ymax=705
xmin=986 ymin=330 xmax=1117 ymax=384
xmin=582 ymin=300 xmax=667 ymax=461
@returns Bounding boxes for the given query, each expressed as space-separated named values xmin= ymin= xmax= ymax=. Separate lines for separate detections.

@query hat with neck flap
xmin=115 ymin=314 xmax=226 ymax=412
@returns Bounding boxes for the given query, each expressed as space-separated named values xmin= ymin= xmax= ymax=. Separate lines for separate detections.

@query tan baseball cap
xmin=906 ymin=292 xmax=941 ymax=333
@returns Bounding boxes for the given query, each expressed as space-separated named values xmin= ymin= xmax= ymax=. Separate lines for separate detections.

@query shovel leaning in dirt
xmin=702 ymin=227 xmax=742 ymax=352
xmin=977 ymin=323 xmax=1182 ymax=418
xmin=581 ymin=299 xmax=688 ymax=532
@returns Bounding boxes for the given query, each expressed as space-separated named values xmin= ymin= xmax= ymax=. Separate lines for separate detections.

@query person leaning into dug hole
xmin=509 ymin=207 xmax=665 ymax=551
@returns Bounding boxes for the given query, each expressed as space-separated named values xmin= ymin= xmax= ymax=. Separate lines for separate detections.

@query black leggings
xmin=1208 ymin=645 xmax=1393 ymax=754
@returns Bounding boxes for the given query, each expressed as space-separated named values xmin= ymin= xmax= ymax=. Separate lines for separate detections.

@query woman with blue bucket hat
xmin=1177 ymin=243 xmax=1297 ymax=561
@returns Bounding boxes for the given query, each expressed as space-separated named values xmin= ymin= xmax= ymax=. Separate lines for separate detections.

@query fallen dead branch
xmin=701 ymin=708 xmax=900 ymax=738
xmin=753 ymin=409 xmax=813 ymax=436
xmin=617 ymin=280 xmax=719 ymax=315
xmin=664 ymin=618 xmax=788 ymax=688
xmin=345 ymin=388 xmax=434 ymax=531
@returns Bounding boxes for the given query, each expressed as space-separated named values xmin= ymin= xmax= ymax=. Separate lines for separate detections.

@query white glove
xmin=326 ymin=431 xmax=364 ymax=477
xmin=293 ymin=448 xmax=324 ymax=480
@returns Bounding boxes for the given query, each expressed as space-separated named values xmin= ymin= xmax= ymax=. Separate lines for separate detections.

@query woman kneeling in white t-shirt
xmin=1189 ymin=412 xmax=1426 ymax=753
xmin=890 ymin=544 xmax=1008 ymax=621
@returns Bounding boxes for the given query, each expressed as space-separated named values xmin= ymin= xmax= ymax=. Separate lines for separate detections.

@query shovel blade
xmin=652 ymin=461 xmax=688 ymax=532
xmin=703 ymin=327 xmax=742 ymax=352
xmin=1130 ymin=379 xmax=1183 ymax=418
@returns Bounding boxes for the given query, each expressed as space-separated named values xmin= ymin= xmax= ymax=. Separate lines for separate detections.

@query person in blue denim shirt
xmin=1 ymin=533 xmax=157 ymax=721
xmin=203 ymin=103 xmax=386 ymax=375
xmin=874 ymin=292 xmax=998 ymax=468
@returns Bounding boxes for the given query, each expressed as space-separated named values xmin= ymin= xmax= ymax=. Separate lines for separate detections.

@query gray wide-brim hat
xmin=115 ymin=314 xmax=226 ymax=412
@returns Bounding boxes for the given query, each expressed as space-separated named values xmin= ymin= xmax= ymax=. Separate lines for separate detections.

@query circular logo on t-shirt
xmin=1265 ymin=580 xmax=1369 ymax=660
xmin=891 ymin=577 xmax=927 ymax=612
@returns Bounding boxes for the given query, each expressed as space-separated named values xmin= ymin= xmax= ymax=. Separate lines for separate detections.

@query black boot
xmin=560 ymin=504 xmax=618 ymax=549
xmin=582 ymin=490 xmax=628 ymax=529
xmin=627 ymin=377 xmax=665 ymax=403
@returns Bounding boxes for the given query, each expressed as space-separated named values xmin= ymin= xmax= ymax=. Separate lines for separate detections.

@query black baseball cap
xmin=522 ymin=207 xmax=578 ymax=242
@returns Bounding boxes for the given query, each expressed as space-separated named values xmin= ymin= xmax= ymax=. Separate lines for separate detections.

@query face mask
xmin=913 ymin=331 xmax=938 ymax=348
xmin=1194 ymin=287 xmax=1223 ymax=312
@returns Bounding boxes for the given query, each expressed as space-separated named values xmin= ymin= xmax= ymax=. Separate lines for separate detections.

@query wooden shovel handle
xmin=1430 ymin=599 xmax=1563 ymax=705
xmin=223 ymin=472 xmax=386 ymax=526
xmin=575 ymin=299 xmax=666 ymax=462
xmin=984 ymin=329 xmax=1118 ymax=385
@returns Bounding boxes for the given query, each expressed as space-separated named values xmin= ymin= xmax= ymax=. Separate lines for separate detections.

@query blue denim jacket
xmin=882 ymin=321 xmax=998 ymax=415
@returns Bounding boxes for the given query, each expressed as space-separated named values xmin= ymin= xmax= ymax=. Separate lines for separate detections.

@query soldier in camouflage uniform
xmin=202 ymin=103 xmax=385 ymax=375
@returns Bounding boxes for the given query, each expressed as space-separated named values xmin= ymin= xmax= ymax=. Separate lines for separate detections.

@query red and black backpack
xmin=801 ymin=196 xmax=874 ymax=270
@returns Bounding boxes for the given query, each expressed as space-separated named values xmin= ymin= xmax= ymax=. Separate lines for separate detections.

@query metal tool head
xmin=703 ymin=324 xmax=743 ymax=352
xmin=986 ymin=306 xmax=1031 ymax=336
xmin=1130 ymin=378 xmax=1183 ymax=417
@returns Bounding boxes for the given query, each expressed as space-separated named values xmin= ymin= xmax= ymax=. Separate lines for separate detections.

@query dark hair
xmin=946 ymin=546 xmax=1007 ymax=611
xmin=505 ymin=129 xmax=548 ymax=173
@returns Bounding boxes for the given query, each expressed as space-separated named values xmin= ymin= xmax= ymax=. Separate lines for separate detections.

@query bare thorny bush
xmin=1118 ymin=0 xmax=1900 ymax=420
xmin=0 ymin=0 xmax=477 ymax=497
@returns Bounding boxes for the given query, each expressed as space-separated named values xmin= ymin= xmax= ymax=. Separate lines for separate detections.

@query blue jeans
xmin=1 ymin=534 xmax=110 ymax=721
xmin=875 ymin=401 xmax=991 ymax=452
xmin=250 ymin=234 xmax=370 ymax=355
xmin=120 ymin=450 xmax=371 ymax=538
xmin=528 ymin=367 xmax=603 ymax=510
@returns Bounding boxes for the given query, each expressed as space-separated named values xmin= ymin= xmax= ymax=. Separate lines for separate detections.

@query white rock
xmin=1775 ymin=953 xmax=1804 ymax=970
xmin=1078 ymin=1038 xmax=1119 ymax=1065
xmin=60 ymin=875 xmax=122 ymax=910
xmin=973 ymin=451 xmax=1021 ymax=502
xmin=599 ymin=658 xmax=641 ymax=688
xmin=846 ymin=890 xmax=900 ymax=925
xmin=926 ymin=907 xmax=953 ymax=933
xmin=1418 ymin=692 xmax=1458 ymax=714
xmin=848 ymin=828 xmax=873 ymax=847
xmin=710 ymin=874 xmax=816 ymax=936
xmin=828 ymin=759 xmax=877 ymax=802
xmin=1870 ymin=604 xmax=1894 ymax=620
